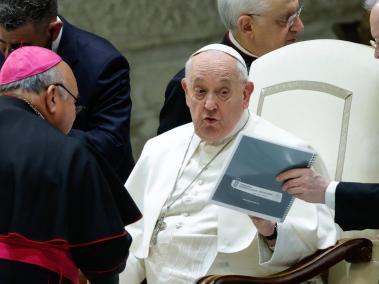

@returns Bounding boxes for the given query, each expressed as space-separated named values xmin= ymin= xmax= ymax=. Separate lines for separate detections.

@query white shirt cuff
xmin=325 ymin=181 xmax=339 ymax=209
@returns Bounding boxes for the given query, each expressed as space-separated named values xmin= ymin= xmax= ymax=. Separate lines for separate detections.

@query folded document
xmin=209 ymin=132 xmax=316 ymax=223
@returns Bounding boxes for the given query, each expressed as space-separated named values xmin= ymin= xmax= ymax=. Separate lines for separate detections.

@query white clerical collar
xmin=228 ymin=31 xmax=258 ymax=58
xmin=52 ymin=16 xmax=63 ymax=52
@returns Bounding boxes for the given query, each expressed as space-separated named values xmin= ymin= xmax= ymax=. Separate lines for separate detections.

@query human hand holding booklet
xmin=209 ymin=133 xmax=316 ymax=223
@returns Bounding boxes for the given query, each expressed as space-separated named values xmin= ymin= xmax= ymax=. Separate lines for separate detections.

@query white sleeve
xmin=311 ymin=153 xmax=337 ymax=209
xmin=119 ymin=253 xmax=146 ymax=284
xmin=325 ymin=181 xmax=339 ymax=210
xmin=257 ymin=199 xmax=341 ymax=268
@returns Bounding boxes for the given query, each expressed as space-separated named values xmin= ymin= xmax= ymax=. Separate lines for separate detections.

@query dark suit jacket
xmin=0 ymin=95 xmax=141 ymax=283
xmin=335 ymin=182 xmax=379 ymax=230
xmin=157 ymin=33 xmax=257 ymax=135
xmin=0 ymin=18 xmax=134 ymax=183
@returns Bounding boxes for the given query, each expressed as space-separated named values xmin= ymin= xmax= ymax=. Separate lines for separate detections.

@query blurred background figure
xmin=0 ymin=0 xmax=135 ymax=183
xmin=52 ymin=0 xmax=364 ymax=159
xmin=157 ymin=0 xmax=304 ymax=135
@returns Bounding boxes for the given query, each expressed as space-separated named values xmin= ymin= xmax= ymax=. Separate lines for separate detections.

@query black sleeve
xmin=335 ymin=182 xmax=379 ymax=230
xmin=69 ymin=54 xmax=134 ymax=183
xmin=90 ymin=274 xmax=119 ymax=284
xmin=157 ymin=68 xmax=192 ymax=134
xmin=67 ymin=143 xmax=141 ymax=282
xmin=71 ymin=234 xmax=131 ymax=283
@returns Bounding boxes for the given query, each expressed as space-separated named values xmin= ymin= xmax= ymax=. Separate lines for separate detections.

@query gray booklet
xmin=209 ymin=132 xmax=316 ymax=223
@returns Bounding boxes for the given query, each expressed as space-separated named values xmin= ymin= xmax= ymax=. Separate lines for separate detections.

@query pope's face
xmin=183 ymin=52 xmax=252 ymax=144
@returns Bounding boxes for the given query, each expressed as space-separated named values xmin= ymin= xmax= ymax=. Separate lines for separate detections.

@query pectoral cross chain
xmin=150 ymin=213 xmax=167 ymax=246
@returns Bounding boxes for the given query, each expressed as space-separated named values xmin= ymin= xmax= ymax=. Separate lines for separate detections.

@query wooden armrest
xmin=79 ymin=271 xmax=88 ymax=284
xmin=196 ymin=238 xmax=372 ymax=284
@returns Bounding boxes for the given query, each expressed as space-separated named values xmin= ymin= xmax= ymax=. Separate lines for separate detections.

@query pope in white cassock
xmin=120 ymin=44 xmax=340 ymax=284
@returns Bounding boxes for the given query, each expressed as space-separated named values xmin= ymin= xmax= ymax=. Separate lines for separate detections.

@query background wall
xmin=59 ymin=0 xmax=367 ymax=159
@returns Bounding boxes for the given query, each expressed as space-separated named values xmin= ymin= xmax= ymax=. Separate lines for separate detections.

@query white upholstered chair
xmin=196 ymin=39 xmax=379 ymax=284
xmin=248 ymin=39 xmax=379 ymax=284
xmin=197 ymin=39 xmax=377 ymax=284
xmin=249 ymin=39 xmax=379 ymax=182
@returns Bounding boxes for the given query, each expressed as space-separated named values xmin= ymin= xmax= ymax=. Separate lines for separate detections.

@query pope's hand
xmin=250 ymin=216 xmax=276 ymax=237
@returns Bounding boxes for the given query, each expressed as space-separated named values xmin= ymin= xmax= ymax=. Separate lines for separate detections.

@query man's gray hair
xmin=0 ymin=66 xmax=62 ymax=94
xmin=365 ymin=0 xmax=379 ymax=10
xmin=0 ymin=0 xmax=57 ymax=31
xmin=184 ymin=50 xmax=248 ymax=84
xmin=217 ymin=0 xmax=270 ymax=31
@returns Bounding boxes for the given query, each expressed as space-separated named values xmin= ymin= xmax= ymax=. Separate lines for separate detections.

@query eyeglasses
xmin=52 ymin=83 xmax=85 ymax=114
xmin=247 ymin=2 xmax=304 ymax=28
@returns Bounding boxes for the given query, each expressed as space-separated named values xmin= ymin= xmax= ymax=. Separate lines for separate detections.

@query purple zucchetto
xmin=0 ymin=46 xmax=62 ymax=85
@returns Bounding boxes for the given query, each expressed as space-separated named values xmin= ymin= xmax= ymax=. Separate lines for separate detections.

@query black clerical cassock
xmin=0 ymin=96 xmax=141 ymax=283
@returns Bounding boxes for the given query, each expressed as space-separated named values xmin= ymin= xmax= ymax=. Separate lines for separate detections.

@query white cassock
xmin=120 ymin=111 xmax=340 ymax=284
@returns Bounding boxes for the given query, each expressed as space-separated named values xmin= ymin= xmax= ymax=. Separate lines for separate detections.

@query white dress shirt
xmin=51 ymin=16 xmax=63 ymax=52
xmin=325 ymin=181 xmax=339 ymax=209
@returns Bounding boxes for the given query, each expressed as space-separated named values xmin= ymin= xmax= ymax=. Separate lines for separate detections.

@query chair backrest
xmin=248 ymin=39 xmax=379 ymax=182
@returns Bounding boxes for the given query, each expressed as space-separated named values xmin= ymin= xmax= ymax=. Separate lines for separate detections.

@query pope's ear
xmin=243 ymin=81 xmax=254 ymax=109
xmin=246 ymin=81 xmax=254 ymax=95
xmin=44 ymin=84 xmax=59 ymax=113
xmin=181 ymin=78 xmax=188 ymax=93
xmin=182 ymin=78 xmax=191 ymax=107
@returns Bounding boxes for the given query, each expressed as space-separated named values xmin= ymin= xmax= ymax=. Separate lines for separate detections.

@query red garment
xmin=0 ymin=233 xmax=78 ymax=284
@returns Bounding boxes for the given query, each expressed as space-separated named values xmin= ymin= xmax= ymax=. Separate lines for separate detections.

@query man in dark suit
xmin=157 ymin=0 xmax=305 ymax=134
xmin=0 ymin=0 xmax=133 ymax=182
xmin=0 ymin=46 xmax=141 ymax=284
xmin=276 ymin=0 xmax=379 ymax=232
